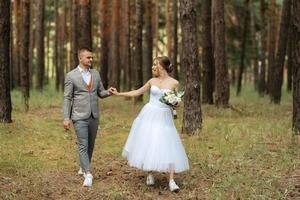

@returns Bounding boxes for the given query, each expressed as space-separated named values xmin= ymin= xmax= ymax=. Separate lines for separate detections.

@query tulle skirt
xmin=122 ymin=103 xmax=189 ymax=173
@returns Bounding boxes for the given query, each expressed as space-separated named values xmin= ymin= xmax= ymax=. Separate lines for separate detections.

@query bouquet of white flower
xmin=159 ymin=90 xmax=184 ymax=119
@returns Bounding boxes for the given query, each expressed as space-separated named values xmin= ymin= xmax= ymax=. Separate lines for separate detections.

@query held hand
xmin=110 ymin=88 xmax=119 ymax=96
xmin=108 ymin=87 xmax=116 ymax=95
xmin=173 ymin=102 xmax=180 ymax=108
xmin=63 ymin=119 xmax=70 ymax=130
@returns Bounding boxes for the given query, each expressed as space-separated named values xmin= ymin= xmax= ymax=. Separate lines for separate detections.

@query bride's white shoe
xmin=169 ymin=179 xmax=180 ymax=192
xmin=146 ymin=174 xmax=155 ymax=186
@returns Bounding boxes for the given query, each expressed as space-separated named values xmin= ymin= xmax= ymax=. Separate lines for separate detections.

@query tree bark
xmin=292 ymin=0 xmax=300 ymax=133
xmin=202 ymin=0 xmax=214 ymax=104
xmin=134 ymin=0 xmax=143 ymax=103
xmin=78 ymin=0 xmax=92 ymax=49
xmin=0 ymin=0 xmax=12 ymax=123
xmin=287 ymin=22 xmax=293 ymax=92
xmin=214 ymin=0 xmax=229 ymax=107
xmin=180 ymin=0 xmax=202 ymax=134
xmin=111 ymin=0 xmax=121 ymax=90
xmin=271 ymin=0 xmax=291 ymax=103
xmin=59 ymin=2 xmax=66 ymax=91
xmin=13 ymin=0 xmax=21 ymax=87
xmin=36 ymin=0 xmax=45 ymax=90
xmin=54 ymin=0 xmax=59 ymax=91
xmin=152 ymin=1 xmax=159 ymax=57
xmin=29 ymin=1 xmax=35 ymax=88
xmin=236 ymin=0 xmax=250 ymax=96
xmin=145 ymin=0 xmax=153 ymax=81
xmin=258 ymin=0 xmax=267 ymax=96
xmin=166 ymin=0 xmax=172 ymax=60
xmin=267 ymin=0 xmax=277 ymax=94
xmin=46 ymin=20 xmax=50 ymax=83
xmin=250 ymin=0 xmax=259 ymax=91
xmin=123 ymin=0 xmax=131 ymax=92
xmin=100 ymin=0 xmax=110 ymax=89
xmin=71 ymin=0 xmax=78 ymax=68
xmin=20 ymin=0 xmax=30 ymax=111
xmin=172 ymin=0 xmax=179 ymax=80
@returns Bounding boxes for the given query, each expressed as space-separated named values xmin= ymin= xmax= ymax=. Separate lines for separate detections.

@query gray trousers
xmin=73 ymin=116 xmax=99 ymax=173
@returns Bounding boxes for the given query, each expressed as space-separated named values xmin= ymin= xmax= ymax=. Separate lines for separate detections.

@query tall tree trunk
xmin=10 ymin=3 xmax=13 ymax=90
xmin=71 ymin=0 xmax=78 ymax=68
xmin=13 ymin=0 xmax=21 ymax=87
xmin=250 ymin=0 xmax=259 ymax=91
xmin=236 ymin=0 xmax=250 ymax=96
xmin=166 ymin=0 xmax=172 ymax=60
xmin=20 ymin=0 xmax=30 ymax=111
xmin=145 ymin=0 xmax=153 ymax=81
xmin=292 ymin=0 xmax=300 ymax=135
xmin=0 ymin=0 xmax=12 ymax=123
xmin=152 ymin=1 xmax=159 ymax=57
xmin=123 ymin=0 xmax=131 ymax=92
xmin=287 ymin=23 xmax=293 ymax=92
xmin=180 ymin=0 xmax=202 ymax=134
xmin=267 ymin=0 xmax=277 ymax=94
xmin=59 ymin=3 xmax=66 ymax=91
xmin=258 ymin=0 xmax=267 ymax=96
xmin=214 ymin=0 xmax=229 ymax=107
xmin=134 ymin=0 xmax=143 ymax=103
xmin=29 ymin=1 xmax=35 ymax=88
xmin=78 ymin=0 xmax=92 ymax=49
xmin=54 ymin=0 xmax=59 ymax=91
xmin=111 ymin=0 xmax=121 ymax=90
xmin=271 ymin=0 xmax=291 ymax=103
xmin=166 ymin=0 xmax=179 ymax=79
xmin=100 ymin=0 xmax=110 ymax=89
xmin=46 ymin=20 xmax=50 ymax=84
xmin=36 ymin=0 xmax=45 ymax=90
xmin=202 ymin=0 xmax=214 ymax=104
xmin=172 ymin=0 xmax=179 ymax=80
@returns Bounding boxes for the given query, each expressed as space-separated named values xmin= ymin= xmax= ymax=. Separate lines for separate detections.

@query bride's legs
xmin=146 ymin=171 xmax=155 ymax=185
xmin=169 ymin=168 xmax=179 ymax=192
xmin=169 ymin=169 xmax=174 ymax=181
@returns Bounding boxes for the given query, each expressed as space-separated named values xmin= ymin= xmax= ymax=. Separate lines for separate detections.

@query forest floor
xmin=0 ymin=85 xmax=300 ymax=199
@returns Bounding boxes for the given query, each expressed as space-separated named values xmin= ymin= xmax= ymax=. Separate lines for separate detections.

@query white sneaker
xmin=169 ymin=179 xmax=180 ymax=192
xmin=78 ymin=167 xmax=84 ymax=175
xmin=83 ymin=174 xmax=93 ymax=187
xmin=146 ymin=174 xmax=155 ymax=186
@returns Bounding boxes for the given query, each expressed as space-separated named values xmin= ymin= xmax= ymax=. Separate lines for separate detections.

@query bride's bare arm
xmin=112 ymin=80 xmax=152 ymax=97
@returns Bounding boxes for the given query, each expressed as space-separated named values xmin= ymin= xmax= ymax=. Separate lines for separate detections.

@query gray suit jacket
xmin=63 ymin=67 xmax=110 ymax=121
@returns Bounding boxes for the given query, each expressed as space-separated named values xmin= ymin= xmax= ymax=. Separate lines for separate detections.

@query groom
xmin=63 ymin=47 xmax=113 ymax=187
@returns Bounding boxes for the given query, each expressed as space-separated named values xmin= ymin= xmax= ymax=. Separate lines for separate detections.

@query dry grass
xmin=0 ymin=84 xmax=299 ymax=199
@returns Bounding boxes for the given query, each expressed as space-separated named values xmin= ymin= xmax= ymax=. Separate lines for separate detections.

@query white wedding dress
xmin=122 ymin=85 xmax=189 ymax=173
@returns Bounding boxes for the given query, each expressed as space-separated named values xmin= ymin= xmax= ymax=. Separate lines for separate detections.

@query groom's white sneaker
xmin=146 ymin=174 xmax=155 ymax=186
xmin=83 ymin=173 xmax=93 ymax=187
xmin=78 ymin=167 xmax=84 ymax=175
xmin=169 ymin=179 xmax=180 ymax=192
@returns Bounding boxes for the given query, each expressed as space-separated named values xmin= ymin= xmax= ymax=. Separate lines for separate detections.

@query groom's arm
xmin=63 ymin=73 xmax=73 ymax=120
xmin=97 ymin=74 xmax=111 ymax=98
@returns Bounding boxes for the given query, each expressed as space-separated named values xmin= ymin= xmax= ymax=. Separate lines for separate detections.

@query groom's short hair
xmin=78 ymin=47 xmax=92 ymax=56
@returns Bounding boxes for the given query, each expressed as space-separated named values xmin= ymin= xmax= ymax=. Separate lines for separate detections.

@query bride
xmin=111 ymin=56 xmax=189 ymax=192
